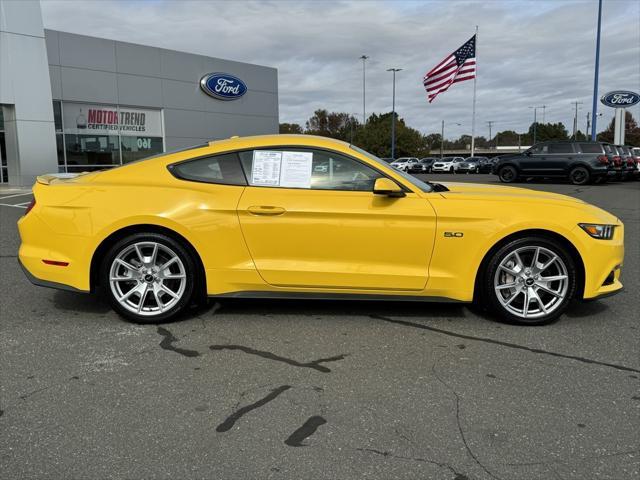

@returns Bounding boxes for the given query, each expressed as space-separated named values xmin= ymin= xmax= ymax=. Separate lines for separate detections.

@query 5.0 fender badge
xmin=444 ymin=232 xmax=464 ymax=238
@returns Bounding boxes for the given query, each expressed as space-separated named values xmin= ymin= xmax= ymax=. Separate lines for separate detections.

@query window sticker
xmin=251 ymin=150 xmax=282 ymax=186
xmin=280 ymin=151 xmax=313 ymax=188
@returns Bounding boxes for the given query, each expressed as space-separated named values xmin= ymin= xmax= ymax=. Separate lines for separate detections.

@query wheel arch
xmin=473 ymin=228 xmax=585 ymax=301
xmin=90 ymin=224 xmax=207 ymax=298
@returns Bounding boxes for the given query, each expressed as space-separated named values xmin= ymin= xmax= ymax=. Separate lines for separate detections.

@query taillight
xmin=24 ymin=198 xmax=36 ymax=215
xmin=597 ymin=155 xmax=609 ymax=165
xmin=613 ymin=156 xmax=621 ymax=166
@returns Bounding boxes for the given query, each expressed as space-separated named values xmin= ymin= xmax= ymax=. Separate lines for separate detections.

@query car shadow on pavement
xmin=564 ymin=299 xmax=611 ymax=319
xmin=208 ymin=298 xmax=468 ymax=319
xmin=52 ymin=290 xmax=111 ymax=314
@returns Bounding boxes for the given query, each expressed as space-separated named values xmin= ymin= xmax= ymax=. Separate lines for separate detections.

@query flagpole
xmin=470 ymin=25 xmax=478 ymax=157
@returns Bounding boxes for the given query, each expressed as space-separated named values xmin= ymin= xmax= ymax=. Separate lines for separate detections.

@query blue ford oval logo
xmin=200 ymin=73 xmax=247 ymax=101
xmin=600 ymin=90 xmax=640 ymax=108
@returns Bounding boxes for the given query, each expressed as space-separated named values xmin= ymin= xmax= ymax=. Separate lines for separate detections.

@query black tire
xmin=449 ymin=167 xmax=454 ymax=173
xmin=498 ymin=165 xmax=518 ymax=183
xmin=479 ymin=236 xmax=577 ymax=326
xmin=101 ymin=232 xmax=196 ymax=323
xmin=569 ymin=166 xmax=590 ymax=185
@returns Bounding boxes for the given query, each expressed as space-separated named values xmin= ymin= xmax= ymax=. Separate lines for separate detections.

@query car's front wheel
xmin=569 ymin=166 xmax=590 ymax=185
xmin=101 ymin=233 xmax=196 ymax=323
xmin=498 ymin=165 xmax=518 ymax=183
xmin=481 ymin=236 xmax=577 ymax=325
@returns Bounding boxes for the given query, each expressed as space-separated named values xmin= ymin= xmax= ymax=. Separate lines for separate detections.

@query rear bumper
xmin=18 ymin=209 xmax=93 ymax=292
xmin=18 ymin=258 xmax=87 ymax=293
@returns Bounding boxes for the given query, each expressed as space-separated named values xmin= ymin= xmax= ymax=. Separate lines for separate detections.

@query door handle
xmin=247 ymin=205 xmax=286 ymax=216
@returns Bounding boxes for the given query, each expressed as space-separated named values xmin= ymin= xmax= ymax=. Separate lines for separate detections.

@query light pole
xmin=387 ymin=68 xmax=402 ymax=159
xmin=486 ymin=121 xmax=495 ymax=149
xmin=591 ymin=0 xmax=603 ymax=141
xmin=360 ymin=55 xmax=369 ymax=124
xmin=440 ymin=120 xmax=461 ymax=158
xmin=571 ymin=101 xmax=583 ymax=139
xmin=541 ymin=105 xmax=547 ymax=124
xmin=528 ymin=106 xmax=544 ymax=144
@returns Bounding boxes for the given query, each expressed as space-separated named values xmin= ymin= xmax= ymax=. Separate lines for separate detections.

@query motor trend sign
xmin=600 ymin=91 xmax=640 ymax=108
xmin=63 ymin=103 xmax=162 ymax=137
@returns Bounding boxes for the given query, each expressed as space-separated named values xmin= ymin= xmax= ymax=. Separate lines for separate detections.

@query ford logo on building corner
xmin=200 ymin=73 xmax=247 ymax=100
xmin=600 ymin=90 xmax=640 ymax=108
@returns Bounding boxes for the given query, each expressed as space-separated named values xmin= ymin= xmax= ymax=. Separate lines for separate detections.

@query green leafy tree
xmin=352 ymin=112 xmax=429 ymax=158
xmin=597 ymin=111 xmax=640 ymax=146
xmin=279 ymin=123 xmax=303 ymax=134
xmin=528 ymin=122 xmax=569 ymax=142
xmin=305 ymin=109 xmax=359 ymax=141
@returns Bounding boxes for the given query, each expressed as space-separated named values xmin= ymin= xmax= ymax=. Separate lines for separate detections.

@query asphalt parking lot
xmin=1 ymin=174 xmax=638 ymax=480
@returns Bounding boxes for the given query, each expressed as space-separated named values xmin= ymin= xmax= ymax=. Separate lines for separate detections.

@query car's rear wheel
xmin=101 ymin=233 xmax=195 ymax=323
xmin=481 ymin=236 xmax=576 ymax=325
xmin=498 ymin=165 xmax=518 ymax=183
xmin=569 ymin=166 xmax=590 ymax=185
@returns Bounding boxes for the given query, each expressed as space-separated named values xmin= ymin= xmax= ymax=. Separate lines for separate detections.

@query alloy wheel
xmin=109 ymin=241 xmax=187 ymax=317
xmin=493 ymin=246 xmax=569 ymax=320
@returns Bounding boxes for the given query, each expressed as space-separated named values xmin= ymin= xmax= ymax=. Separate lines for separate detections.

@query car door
xmin=236 ymin=147 xmax=436 ymax=291
xmin=546 ymin=142 xmax=576 ymax=174
xmin=521 ymin=143 xmax=548 ymax=174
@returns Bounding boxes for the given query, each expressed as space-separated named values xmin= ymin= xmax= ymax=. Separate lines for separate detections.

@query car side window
xmin=169 ymin=152 xmax=247 ymax=185
xmin=578 ymin=143 xmax=603 ymax=154
xmin=238 ymin=148 xmax=384 ymax=191
xmin=529 ymin=144 xmax=546 ymax=154
xmin=548 ymin=143 xmax=574 ymax=154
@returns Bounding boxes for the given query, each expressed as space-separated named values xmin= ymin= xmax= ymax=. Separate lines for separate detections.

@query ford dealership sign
xmin=200 ymin=73 xmax=247 ymax=100
xmin=600 ymin=90 xmax=640 ymax=108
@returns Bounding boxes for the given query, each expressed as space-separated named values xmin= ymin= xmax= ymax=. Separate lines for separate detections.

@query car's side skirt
xmin=209 ymin=291 xmax=468 ymax=303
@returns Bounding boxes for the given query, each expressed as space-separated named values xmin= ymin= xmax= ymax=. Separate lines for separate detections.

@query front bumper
xmin=576 ymin=222 xmax=625 ymax=300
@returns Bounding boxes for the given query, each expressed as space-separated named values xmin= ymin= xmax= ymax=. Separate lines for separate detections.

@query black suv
xmin=492 ymin=141 xmax=612 ymax=185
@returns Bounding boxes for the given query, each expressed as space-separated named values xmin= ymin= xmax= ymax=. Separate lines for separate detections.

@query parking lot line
xmin=0 ymin=192 xmax=33 ymax=200
xmin=0 ymin=203 xmax=27 ymax=209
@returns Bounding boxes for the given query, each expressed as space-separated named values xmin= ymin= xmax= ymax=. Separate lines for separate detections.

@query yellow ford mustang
xmin=18 ymin=135 xmax=623 ymax=325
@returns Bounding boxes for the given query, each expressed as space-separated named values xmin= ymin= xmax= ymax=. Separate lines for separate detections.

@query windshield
xmin=350 ymin=145 xmax=433 ymax=193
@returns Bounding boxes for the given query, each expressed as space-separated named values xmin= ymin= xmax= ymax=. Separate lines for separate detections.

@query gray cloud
xmin=41 ymin=0 xmax=640 ymax=140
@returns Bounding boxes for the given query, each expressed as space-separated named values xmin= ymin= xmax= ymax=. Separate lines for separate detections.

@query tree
xmin=304 ymin=109 xmax=358 ymax=142
xmin=352 ymin=112 xmax=429 ymax=158
xmin=279 ymin=123 xmax=303 ymax=134
xmin=528 ymin=122 xmax=569 ymax=142
xmin=597 ymin=111 xmax=640 ymax=146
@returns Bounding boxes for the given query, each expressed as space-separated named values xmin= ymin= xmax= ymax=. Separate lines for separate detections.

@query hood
xmin=438 ymin=182 xmax=585 ymax=204
xmin=436 ymin=182 xmax=619 ymax=223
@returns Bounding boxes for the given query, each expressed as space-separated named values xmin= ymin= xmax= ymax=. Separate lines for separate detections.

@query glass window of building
xmin=121 ymin=136 xmax=163 ymax=163
xmin=58 ymin=102 xmax=164 ymax=172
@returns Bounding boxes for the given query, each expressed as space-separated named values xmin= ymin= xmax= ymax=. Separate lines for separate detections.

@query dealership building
xmin=0 ymin=0 xmax=279 ymax=186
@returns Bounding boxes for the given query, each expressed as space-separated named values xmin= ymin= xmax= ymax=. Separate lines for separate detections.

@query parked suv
xmin=432 ymin=156 xmax=465 ymax=173
xmin=415 ymin=157 xmax=437 ymax=173
xmin=391 ymin=157 xmax=419 ymax=172
xmin=492 ymin=141 xmax=612 ymax=185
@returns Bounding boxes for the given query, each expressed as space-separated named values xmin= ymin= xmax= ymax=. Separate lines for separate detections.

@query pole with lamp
xmin=440 ymin=120 xmax=461 ymax=158
xmin=590 ymin=0 xmax=603 ymax=140
xmin=528 ymin=106 xmax=544 ymax=144
xmin=360 ymin=55 xmax=369 ymax=124
xmin=387 ymin=68 xmax=402 ymax=160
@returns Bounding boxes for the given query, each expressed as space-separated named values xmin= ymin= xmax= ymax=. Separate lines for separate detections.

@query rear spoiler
xmin=36 ymin=173 xmax=84 ymax=185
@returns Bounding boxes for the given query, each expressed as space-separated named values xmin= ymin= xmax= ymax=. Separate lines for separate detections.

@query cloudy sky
xmin=41 ymin=0 xmax=639 ymax=140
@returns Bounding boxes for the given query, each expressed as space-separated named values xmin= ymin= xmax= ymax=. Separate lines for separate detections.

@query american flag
xmin=423 ymin=35 xmax=476 ymax=103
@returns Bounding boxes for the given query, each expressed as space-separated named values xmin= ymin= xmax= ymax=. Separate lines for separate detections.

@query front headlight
xmin=579 ymin=223 xmax=616 ymax=239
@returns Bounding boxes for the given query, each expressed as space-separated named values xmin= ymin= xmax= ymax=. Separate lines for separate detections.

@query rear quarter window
xmin=547 ymin=143 xmax=574 ymax=154
xmin=578 ymin=143 xmax=604 ymax=154
xmin=169 ymin=152 xmax=247 ymax=185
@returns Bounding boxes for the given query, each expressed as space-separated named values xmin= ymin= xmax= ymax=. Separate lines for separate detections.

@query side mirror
xmin=524 ymin=150 xmax=531 ymax=156
xmin=373 ymin=178 xmax=405 ymax=197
